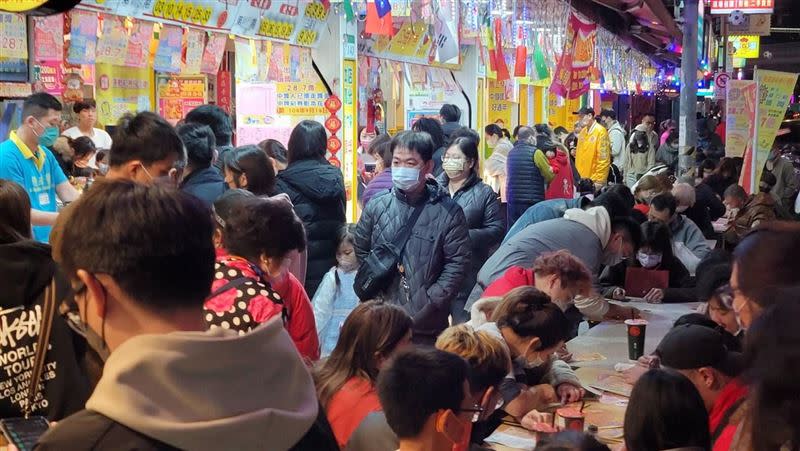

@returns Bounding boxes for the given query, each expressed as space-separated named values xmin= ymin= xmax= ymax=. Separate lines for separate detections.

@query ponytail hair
xmin=491 ymin=287 xmax=569 ymax=349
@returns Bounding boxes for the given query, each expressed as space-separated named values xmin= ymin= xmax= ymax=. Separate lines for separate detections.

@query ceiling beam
xmin=588 ymin=0 xmax=628 ymax=14
xmin=642 ymin=0 xmax=683 ymax=41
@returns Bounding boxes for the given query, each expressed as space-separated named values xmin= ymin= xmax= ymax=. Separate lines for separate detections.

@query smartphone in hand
xmin=1 ymin=416 xmax=50 ymax=451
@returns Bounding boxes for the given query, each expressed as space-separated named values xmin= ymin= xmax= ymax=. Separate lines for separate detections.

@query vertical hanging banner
xmin=200 ymin=32 xmax=226 ymax=75
xmin=493 ymin=18 xmax=510 ymax=81
xmin=154 ymin=24 xmax=183 ymax=73
xmin=67 ymin=10 xmax=98 ymax=65
xmin=125 ymin=20 xmax=154 ymax=68
xmin=753 ymin=69 xmax=798 ymax=185
xmin=488 ymin=79 xmax=512 ymax=129
xmin=234 ymin=38 xmax=258 ymax=81
xmin=183 ymin=28 xmax=205 ymax=74
xmin=96 ymin=15 xmax=129 ymax=66
xmin=550 ymin=13 xmax=597 ymax=99
xmin=725 ymin=80 xmax=757 ymax=158
xmin=95 ymin=63 xmax=153 ymax=125
xmin=0 ymin=13 xmax=28 ymax=60
xmin=33 ymin=14 xmax=64 ymax=62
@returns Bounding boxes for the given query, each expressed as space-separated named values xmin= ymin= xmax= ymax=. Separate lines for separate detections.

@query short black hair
xmin=512 ymin=125 xmax=522 ymax=139
xmin=723 ymin=184 xmax=747 ymax=200
xmin=411 ymin=117 xmax=445 ymax=149
xmin=184 ymin=104 xmax=232 ymax=147
xmin=624 ymin=369 xmax=710 ymax=451
xmin=612 ymin=217 xmax=644 ymax=251
xmin=109 ymin=112 xmax=184 ymax=167
xmin=592 ymin=191 xmax=628 ymax=219
xmin=52 ymin=180 xmax=215 ymax=310
xmin=492 ymin=287 xmax=569 ymax=349
xmin=534 ymin=123 xmax=552 ymax=136
xmin=287 ymin=120 xmax=327 ymax=163
xmin=603 ymin=184 xmax=635 ymax=212
xmin=223 ymin=196 xmax=306 ymax=261
xmin=536 ymin=431 xmax=610 ymax=451
xmin=72 ymin=99 xmax=96 ymax=114
xmin=372 ymin=135 xmax=394 ymax=169
xmin=378 ymin=348 xmax=469 ymax=440
xmin=642 ymin=112 xmax=656 ymax=119
xmin=553 ymin=126 xmax=568 ymax=136
xmin=450 ymin=127 xmax=481 ymax=146
xmin=70 ymin=136 xmax=96 ymax=161
xmin=224 ymin=145 xmax=276 ymax=196
xmin=391 ymin=130 xmax=434 ymax=162
xmin=600 ymin=109 xmax=617 ymax=120
xmin=485 ymin=124 xmax=503 ymax=137
xmin=640 ymin=220 xmax=676 ymax=262
xmin=22 ymin=92 xmax=62 ymax=119
xmin=212 ymin=188 xmax=255 ymax=229
xmin=258 ymin=139 xmax=288 ymax=165
xmin=177 ymin=123 xmax=216 ymax=169
xmin=650 ymin=193 xmax=677 ymax=217
xmin=439 ymin=104 xmax=461 ymax=123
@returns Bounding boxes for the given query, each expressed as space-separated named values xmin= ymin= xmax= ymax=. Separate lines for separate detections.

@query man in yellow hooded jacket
xmin=575 ymin=107 xmax=611 ymax=190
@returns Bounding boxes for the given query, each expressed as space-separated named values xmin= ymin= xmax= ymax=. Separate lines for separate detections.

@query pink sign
xmin=201 ymin=33 xmax=227 ymax=75
xmin=125 ymin=21 xmax=154 ymax=68
xmin=33 ymin=14 xmax=64 ymax=62
xmin=236 ymin=126 xmax=293 ymax=147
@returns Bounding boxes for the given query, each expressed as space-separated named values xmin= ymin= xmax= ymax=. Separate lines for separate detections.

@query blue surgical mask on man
xmin=392 ymin=166 xmax=422 ymax=191
xmin=33 ymin=118 xmax=59 ymax=148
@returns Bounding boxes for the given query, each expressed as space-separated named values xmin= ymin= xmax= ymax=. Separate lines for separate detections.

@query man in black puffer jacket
xmin=505 ymin=126 xmax=554 ymax=227
xmin=275 ymin=121 xmax=346 ymax=298
xmin=355 ymin=131 xmax=470 ymax=345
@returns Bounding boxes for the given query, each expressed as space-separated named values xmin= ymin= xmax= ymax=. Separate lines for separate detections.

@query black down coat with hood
xmin=275 ymin=158 xmax=346 ymax=298
xmin=354 ymin=181 xmax=471 ymax=343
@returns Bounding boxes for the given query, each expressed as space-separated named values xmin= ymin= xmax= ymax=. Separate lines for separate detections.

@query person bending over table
xmin=476 ymin=287 xmax=584 ymax=423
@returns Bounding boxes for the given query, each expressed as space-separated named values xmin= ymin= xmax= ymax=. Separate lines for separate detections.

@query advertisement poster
xmin=216 ymin=70 xmax=232 ymax=114
xmin=234 ymin=38 xmax=258 ymax=82
xmin=67 ymin=10 xmax=98 ymax=65
xmin=96 ymin=15 xmax=129 ymax=66
xmin=33 ymin=14 xmax=64 ymax=62
xmin=276 ymin=82 xmax=328 ymax=116
xmin=200 ymin=32 xmax=227 ymax=75
xmin=0 ymin=13 xmax=28 ymax=60
xmin=550 ymin=13 xmax=597 ymax=99
xmin=156 ymin=74 xmax=207 ymax=125
xmin=124 ymin=0 xmax=238 ymax=32
xmin=183 ymin=28 xmax=205 ymax=74
xmin=729 ymin=35 xmax=760 ymax=59
xmin=725 ymin=80 xmax=757 ymax=158
xmin=488 ymin=79 xmax=512 ymax=129
xmin=236 ymin=83 xmax=278 ymax=126
xmin=34 ymin=62 xmax=65 ymax=96
xmin=124 ymin=21 xmax=154 ymax=68
xmin=154 ymin=24 xmax=183 ymax=73
xmin=95 ymin=63 xmax=153 ymax=125
xmin=753 ymin=70 xmax=798 ymax=185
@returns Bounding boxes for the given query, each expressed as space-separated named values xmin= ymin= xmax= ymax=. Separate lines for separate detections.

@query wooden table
xmin=486 ymin=301 xmax=697 ymax=450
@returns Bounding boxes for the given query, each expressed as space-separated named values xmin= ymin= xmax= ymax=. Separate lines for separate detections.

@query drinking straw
xmin=580 ymin=400 xmax=586 ymax=413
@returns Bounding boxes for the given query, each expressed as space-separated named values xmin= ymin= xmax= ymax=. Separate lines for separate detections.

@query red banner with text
xmin=550 ymin=13 xmax=596 ymax=99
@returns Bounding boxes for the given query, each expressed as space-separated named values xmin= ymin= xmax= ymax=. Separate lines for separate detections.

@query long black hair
xmin=287 ymin=120 xmax=327 ymax=163
xmin=638 ymin=221 xmax=676 ymax=264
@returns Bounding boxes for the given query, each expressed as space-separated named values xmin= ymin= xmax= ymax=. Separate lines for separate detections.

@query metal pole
xmin=678 ymin=0 xmax=699 ymax=178
xmin=750 ymin=66 xmax=759 ymax=194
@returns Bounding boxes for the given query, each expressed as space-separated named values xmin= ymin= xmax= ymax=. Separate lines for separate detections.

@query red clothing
xmin=545 ymin=152 xmax=576 ymax=200
xmin=716 ymin=121 xmax=726 ymax=145
xmin=634 ymin=203 xmax=650 ymax=216
xmin=483 ymin=266 xmax=535 ymax=298
xmin=326 ymin=377 xmax=382 ymax=448
xmin=710 ymin=378 xmax=748 ymax=451
xmin=270 ymin=271 xmax=320 ymax=362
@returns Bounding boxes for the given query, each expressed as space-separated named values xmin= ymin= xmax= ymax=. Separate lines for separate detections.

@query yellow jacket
xmin=576 ymin=122 xmax=611 ymax=184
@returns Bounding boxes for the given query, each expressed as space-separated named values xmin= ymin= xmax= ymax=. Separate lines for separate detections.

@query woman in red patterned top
xmin=206 ymin=190 xmax=318 ymax=358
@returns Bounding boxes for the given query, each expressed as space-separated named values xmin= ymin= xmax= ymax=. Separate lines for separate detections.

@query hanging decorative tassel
xmin=514 ymin=45 xmax=527 ymax=78
xmin=494 ymin=18 xmax=510 ymax=81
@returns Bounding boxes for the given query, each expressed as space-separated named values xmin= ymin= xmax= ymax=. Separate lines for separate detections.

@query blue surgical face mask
xmin=392 ymin=166 xmax=422 ymax=191
xmin=33 ymin=118 xmax=59 ymax=148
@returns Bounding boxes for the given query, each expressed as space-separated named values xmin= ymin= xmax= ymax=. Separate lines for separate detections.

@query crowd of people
xmin=1 ymin=92 xmax=799 ymax=451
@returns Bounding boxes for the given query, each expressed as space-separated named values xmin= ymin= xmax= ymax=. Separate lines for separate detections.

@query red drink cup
xmin=556 ymin=407 xmax=585 ymax=432
xmin=625 ymin=319 xmax=648 ymax=360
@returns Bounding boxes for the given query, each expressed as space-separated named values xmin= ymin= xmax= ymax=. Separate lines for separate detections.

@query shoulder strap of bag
xmin=24 ymin=278 xmax=57 ymax=418
xmin=206 ymin=276 xmax=289 ymax=323
xmin=395 ymin=201 xmax=426 ymax=255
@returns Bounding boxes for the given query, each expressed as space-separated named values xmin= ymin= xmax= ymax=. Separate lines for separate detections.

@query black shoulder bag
xmin=354 ymin=203 xmax=425 ymax=300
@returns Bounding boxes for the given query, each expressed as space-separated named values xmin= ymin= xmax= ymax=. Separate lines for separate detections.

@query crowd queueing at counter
xmin=1 ymin=91 xmax=799 ymax=451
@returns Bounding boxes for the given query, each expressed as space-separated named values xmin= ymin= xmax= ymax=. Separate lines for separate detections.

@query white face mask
xmin=392 ymin=166 xmax=422 ymax=191
xmin=637 ymin=252 xmax=662 ymax=269
xmin=442 ymin=158 xmax=467 ymax=179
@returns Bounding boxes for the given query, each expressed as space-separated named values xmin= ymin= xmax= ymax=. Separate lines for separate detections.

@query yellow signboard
xmin=729 ymin=35 xmax=760 ymax=59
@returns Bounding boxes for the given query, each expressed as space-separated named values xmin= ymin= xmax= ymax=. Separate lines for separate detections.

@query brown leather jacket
xmin=724 ymin=193 xmax=777 ymax=245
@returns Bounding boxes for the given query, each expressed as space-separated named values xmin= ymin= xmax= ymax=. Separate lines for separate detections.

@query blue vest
xmin=506 ymin=142 xmax=545 ymax=206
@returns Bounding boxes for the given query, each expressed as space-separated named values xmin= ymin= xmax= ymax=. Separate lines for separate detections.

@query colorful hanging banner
xmin=96 ymin=15 xmax=129 ymax=66
xmin=183 ymin=28 xmax=205 ymax=74
xmin=234 ymin=38 xmax=258 ymax=82
xmin=725 ymin=80 xmax=757 ymax=158
xmin=276 ymin=82 xmax=328 ymax=116
xmin=154 ymin=24 xmax=183 ymax=73
xmin=753 ymin=69 xmax=798 ymax=186
xmin=126 ymin=0 xmax=236 ymax=31
xmin=488 ymin=79 xmax=512 ymax=129
xmin=67 ymin=10 xmax=98 ymax=65
xmin=550 ymin=13 xmax=597 ymax=99
xmin=0 ymin=13 xmax=28 ymax=60
xmin=200 ymin=32 xmax=227 ymax=75
xmin=124 ymin=20 xmax=154 ymax=68
xmin=95 ymin=63 xmax=153 ymax=125
xmin=156 ymin=74 xmax=207 ymax=125
xmin=33 ymin=14 xmax=64 ymax=62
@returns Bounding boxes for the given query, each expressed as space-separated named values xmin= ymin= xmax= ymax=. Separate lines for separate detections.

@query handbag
xmin=354 ymin=202 xmax=426 ymax=300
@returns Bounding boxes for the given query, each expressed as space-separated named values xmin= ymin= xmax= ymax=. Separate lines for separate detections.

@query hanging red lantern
xmin=323 ymin=94 xmax=343 ymax=166
xmin=325 ymin=115 xmax=342 ymax=134
xmin=327 ymin=135 xmax=342 ymax=153
xmin=324 ymin=95 xmax=342 ymax=113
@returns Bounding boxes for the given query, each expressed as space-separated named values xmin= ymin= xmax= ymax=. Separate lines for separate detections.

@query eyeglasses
xmin=459 ymin=404 xmax=485 ymax=422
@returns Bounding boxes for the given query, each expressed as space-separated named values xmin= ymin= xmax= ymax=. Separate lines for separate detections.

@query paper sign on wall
xmin=183 ymin=28 xmax=205 ymax=74
xmin=200 ymin=32 xmax=227 ymax=75
xmin=33 ymin=14 xmax=63 ymax=62
xmin=125 ymin=21 xmax=154 ymax=68
xmin=96 ymin=15 xmax=129 ymax=66
xmin=729 ymin=35 xmax=760 ymax=59
xmin=67 ymin=10 xmax=98 ymax=65
xmin=154 ymin=24 xmax=183 ymax=73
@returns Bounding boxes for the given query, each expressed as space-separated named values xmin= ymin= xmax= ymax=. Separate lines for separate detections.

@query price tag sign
xmin=0 ymin=13 xmax=28 ymax=59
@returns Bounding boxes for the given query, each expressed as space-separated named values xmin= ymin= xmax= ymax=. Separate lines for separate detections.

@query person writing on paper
xmin=600 ymin=221 xmax=691 ymax=303
xmin=476 ymin=287 xmax=583 ymax=423
xmin=0 ymin=93 xmax=80 ymax=243
xmin=648 ymin=193 xmax=710 ymax=273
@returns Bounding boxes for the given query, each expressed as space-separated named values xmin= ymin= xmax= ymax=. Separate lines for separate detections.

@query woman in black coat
xmin=437 ymin=136 xmax=504 ymax=323
xmin=275 ymin=121 xmax=346 ymax=298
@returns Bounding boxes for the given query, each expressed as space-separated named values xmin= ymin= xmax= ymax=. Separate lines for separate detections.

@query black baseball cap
xmin=575 ymin=107 xmax=595 ymax=116
xmin=655 ymin=324 xmax=743 ymax=377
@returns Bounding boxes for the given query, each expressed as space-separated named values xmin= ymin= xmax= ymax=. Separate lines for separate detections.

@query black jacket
xmin=35 ymin=406 xmax=339 ymax=451
xmin=276 ymin=158 xmax=346 ymax=298
xmin=0 ymin=240 xmax=90 ymax=421
xmin=436 ymin=172 xmax=504 ymax=307
xmin=686 ymin=182 xmax=726 ymax=238
xmin=506 ymin=141 xmax=547 ymax=207
xmin=180 ymin=166 xmax=227 ymax=207
xmin=599 ymin=256 xmax=693 ymax=303
xmin=354 ymin=181 xmax=470 ymax=341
